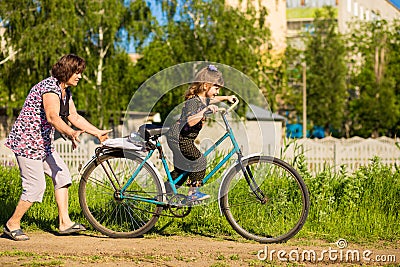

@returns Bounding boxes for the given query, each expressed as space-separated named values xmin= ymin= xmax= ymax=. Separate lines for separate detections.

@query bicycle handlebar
xmin=204 ymin=95 xmax=239 ymax=115
xmin=224 ymin=96 xmax=239 ymax=113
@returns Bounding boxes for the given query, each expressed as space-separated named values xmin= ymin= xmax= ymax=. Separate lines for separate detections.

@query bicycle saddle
xmin=138 ymin=124 xmax=170 ymax=141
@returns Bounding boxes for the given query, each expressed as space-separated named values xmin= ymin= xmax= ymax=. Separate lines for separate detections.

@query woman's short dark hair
xmin=51 ymin=54 xmax=86 ymax=83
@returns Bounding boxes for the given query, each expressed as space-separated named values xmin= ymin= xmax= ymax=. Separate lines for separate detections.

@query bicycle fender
xmin=78 ymin=147 xmax=131 ymax=175
xmin=78 ymin=154 xmax=97 ymax=175
xmin=217 ymin=153 xmax=261 ymax=215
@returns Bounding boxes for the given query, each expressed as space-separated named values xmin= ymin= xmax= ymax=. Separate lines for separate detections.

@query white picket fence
xmin=0 ymin=138 xmax=99 ymax=179
xmin=282 ymin=136 xmax=400 ymax=173
xmin=1 ymin=136 xmax=400 ymax=177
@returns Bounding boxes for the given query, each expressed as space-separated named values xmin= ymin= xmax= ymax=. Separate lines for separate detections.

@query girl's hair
xmin=185 ymin=65 xmax=224 ymax=100
xmin=51 ymin=54 xmax=86 ymax=83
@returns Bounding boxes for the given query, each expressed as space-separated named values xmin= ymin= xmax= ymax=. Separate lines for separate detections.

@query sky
xmin=388 ymin=0 xmax=400 ymax=9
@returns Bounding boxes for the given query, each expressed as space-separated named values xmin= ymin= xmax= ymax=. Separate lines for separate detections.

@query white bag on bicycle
xmin=102 ymin=132 xmax=145 ymax=150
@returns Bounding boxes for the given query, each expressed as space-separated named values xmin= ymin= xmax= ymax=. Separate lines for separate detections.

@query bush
xmin=1 ymin=156 xmax=399 ymax=243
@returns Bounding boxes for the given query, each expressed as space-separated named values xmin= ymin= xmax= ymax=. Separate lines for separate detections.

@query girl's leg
xmin=178 ymin=138 xmax=208 ymax=199
xmin=179 ymin=139 xmax=206 ymax=183
xmin=167 ymin=137 xmax=189 ymax=186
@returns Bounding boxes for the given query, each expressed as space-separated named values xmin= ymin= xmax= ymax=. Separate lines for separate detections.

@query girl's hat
xmin=192 ymin=64 xmax=224 ymax=87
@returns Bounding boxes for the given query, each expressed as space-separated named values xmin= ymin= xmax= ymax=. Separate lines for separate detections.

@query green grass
xmin=0 ymin=153 xmax=399 ymax=245
xmin=294 ymin=155 xmax=400 ymax=243
xmin=0 ymin=166 xmax=85 ymax=233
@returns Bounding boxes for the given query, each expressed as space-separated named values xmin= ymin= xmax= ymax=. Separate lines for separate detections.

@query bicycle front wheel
xmin=220 ymin=155 xmax=310 ymax=243
xmin=79 ymin=149 xmax=163 ymax=238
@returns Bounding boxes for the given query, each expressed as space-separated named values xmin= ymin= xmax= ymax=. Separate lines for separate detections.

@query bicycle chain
xmin=123 ymin=194 xmax=192 ymax=218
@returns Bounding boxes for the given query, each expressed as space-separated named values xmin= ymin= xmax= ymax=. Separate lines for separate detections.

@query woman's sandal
xmin=58 ymin=222 xmax=86 ymax=235
xmin=3 ymin=225 xmax=29 ymax=241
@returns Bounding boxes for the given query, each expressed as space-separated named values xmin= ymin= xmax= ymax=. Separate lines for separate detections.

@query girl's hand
xmin=227 ymin=95 xmax=237 ymax=103
xmin=96 ymin=129 xmax=113 ymax=143
xmin=206 ymin=104 xmax=219 ymax=114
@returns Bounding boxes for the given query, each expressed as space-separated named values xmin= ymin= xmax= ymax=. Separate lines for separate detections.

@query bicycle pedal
xmin=187 ymin=200 xmax=201 ymax=206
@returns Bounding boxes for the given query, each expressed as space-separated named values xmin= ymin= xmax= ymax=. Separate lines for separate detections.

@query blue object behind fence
xmin=286 ymin=124 xmax=325 ymax=138
xmin=312 ymin=126 xmax=325 ymax=138
xmin=286 ymin=123 xmax=303 ymax=138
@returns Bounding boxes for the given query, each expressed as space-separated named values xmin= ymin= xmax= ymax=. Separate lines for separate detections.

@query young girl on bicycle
xmin=166 ymin=65 xmax=236 ymax=202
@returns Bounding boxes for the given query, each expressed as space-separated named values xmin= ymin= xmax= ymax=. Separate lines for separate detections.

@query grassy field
xmin=0 ymin=155 xmax=399 ymax=244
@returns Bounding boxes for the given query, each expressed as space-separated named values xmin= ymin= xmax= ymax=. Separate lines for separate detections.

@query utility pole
xmin=302 ymin=62 xmax=307 ymax=139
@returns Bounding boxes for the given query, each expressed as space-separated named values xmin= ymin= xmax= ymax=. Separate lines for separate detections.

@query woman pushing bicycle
xmin=166 ymin=65 xmax=236 ymax=202
xmin=4 ymin=54 xmax=111 ymax=241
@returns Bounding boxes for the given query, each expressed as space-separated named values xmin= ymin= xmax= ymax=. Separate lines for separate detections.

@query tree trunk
xmin=96 ymin=25 xmax=108 ymax=129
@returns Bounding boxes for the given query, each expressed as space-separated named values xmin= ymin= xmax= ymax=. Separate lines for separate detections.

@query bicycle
xmin=78 ymin=98 xmax=310 ymax=243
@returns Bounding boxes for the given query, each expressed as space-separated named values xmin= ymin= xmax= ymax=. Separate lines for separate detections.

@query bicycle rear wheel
xmin=220 ymin=155 xmax=309 ymax=243
xmin=79 ymin=149 xmax=163 ymax=238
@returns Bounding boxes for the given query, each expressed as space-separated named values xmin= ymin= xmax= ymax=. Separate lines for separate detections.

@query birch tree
xmin=0 ymin=0 xmax=154 ymax=128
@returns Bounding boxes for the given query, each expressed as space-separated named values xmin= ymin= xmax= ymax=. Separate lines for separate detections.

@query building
xmin=338 ymin=0 xmax=400 ymax=33
xmin=287 ymin=0 xmax=339 ymax=49
xmin=287 ymin=0 xmax=338 ymax=8
xmin=286 ymin=0 xmax=400 ymax=49
xmin=226 ymin=0 xmax=287 ymax=54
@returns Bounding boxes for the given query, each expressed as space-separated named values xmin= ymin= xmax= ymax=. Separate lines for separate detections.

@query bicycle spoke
xmin=220 ymin=156 xmax=309 ymax=243
xmin=79 ymin=151 xmax=163 ymax=238
xmin=122 ymin=203 xmax=137 ymax=228
xmin=96 ymin=201 xmax=118 ymax=225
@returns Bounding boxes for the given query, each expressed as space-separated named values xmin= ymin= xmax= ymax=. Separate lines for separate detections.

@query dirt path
xmin=0 ymin=231 xmax=398 ymax=266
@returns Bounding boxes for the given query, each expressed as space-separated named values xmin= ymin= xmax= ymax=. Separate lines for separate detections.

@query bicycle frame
xmin=79 ymin=96 xmax=309 ymax=242
xmin=118 ymin=110 xmax=243 ymax=205
xmin=162 ymin=112 xmax=243 ymax=195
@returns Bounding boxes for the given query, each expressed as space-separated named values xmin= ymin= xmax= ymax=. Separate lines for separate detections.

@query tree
xmin=386 ymin=19 xmax=400 ymax=136
xmin=0 ymin=0 xmax=154 ymax=129
xmin=281 ymin=44 xmax=305 ymax=124
xmin=303 ymin=6 xmax=347 ymax=136
xmin=347 ymin=19 xmax=399 ymax=137
xmin=129 ymin=0 xmax=272 ymax=120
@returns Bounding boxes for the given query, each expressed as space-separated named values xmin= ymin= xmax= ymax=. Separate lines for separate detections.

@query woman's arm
xmin=67 ymin=98 xmax=111 ymax=142
xmin=43 ymin=93 xmax=84 ymax=149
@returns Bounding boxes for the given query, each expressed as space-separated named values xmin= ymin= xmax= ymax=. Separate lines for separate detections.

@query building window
xmin=347 ymin=0 xmax=352 ymax=13
xmin=365 ymin=9 xmax=370 ymax=21
xmin=287 ymin=0 xmax=338 ymax=8
xmin=354 ymin=2 xmax=358 ymax=17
